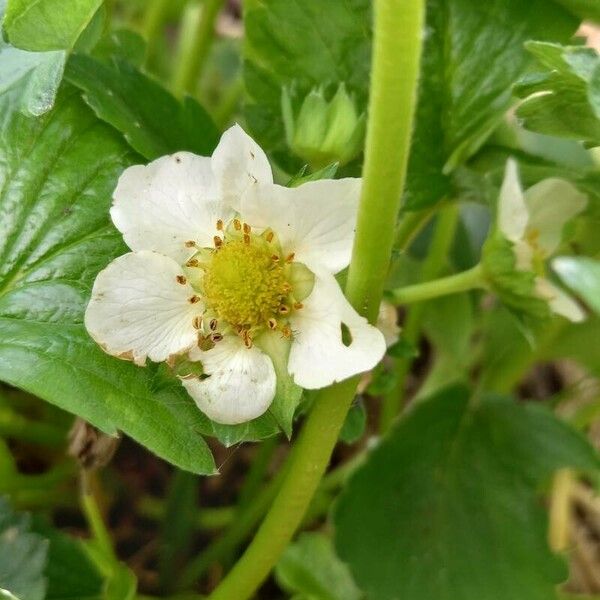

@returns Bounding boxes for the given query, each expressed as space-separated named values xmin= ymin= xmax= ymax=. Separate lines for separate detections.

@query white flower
xmin=497 ymin=159 xmax=587 ymax=322
xmin=85 ymin=125 xmax=386 ymax=425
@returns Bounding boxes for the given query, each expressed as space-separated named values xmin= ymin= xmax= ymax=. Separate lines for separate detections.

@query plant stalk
xmin=387 ymin=263 xmax=485 ymax=305
xmin=206 ymin=1 xmax=425 ymax=598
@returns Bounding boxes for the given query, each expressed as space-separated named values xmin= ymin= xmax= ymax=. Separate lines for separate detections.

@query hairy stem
xmin=206 ymin=1 xmax=425 ymax=598
xmin=387 ymin=263 xmax=485 ymax=305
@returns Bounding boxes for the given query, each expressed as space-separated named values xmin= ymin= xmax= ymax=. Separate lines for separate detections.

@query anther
xmin=271 ymin=254 xmax=280 ymax=263
xmin=192 ymin=316 xmax=202 ymax=329
xmin=268 ymin=318 xmax=277 ymax=330
xmin=209 ymin=318 xmax=218 ymax=331
xmin=176 ymin=275 xmax=187 ymax=285
xmin=293 ymin=302 xmax=304 ymax=310
xmin=211 ymin=333 xmax=223 ymax=342
xmin=233 ymin=218 xmax=242 ymax=230
xmin=189 ymin=295 xmax=201 ymax=304
xmin=243 ymin=223 xmax=251 ymax=234
xmin=242 ymin=330 xmax=253 ymax=349
xmin=243 ymin=233 xmax=251 ymax=244
xmin=282 ymin=325 xmax=292 ymax=338
xmin=285 ymin=252 xmax=295 ymax=263
xmin=185 ymin=240 xmax=197 ymax=248
xmin=214 ymin=236 xmax=223 ymax=248
xmin=216 ymin=219 xmax=224 ymax=231
xmin=186 ymin=258 xmax=199 ymax=267
xmin=265 ymin=231 xmax=274 ymax=243
xmin=279 ymin=305 xmax=290 ymax=315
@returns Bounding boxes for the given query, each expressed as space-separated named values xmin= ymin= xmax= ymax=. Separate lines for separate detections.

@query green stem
xmin=387 ymin=263 xmax=485 ymax=305
xmin=380 ymin=204 xmax=460 ymax=432
xmin=207 ymin=2 xmax=425 ymax=598
xmin=236 ymin=436 xmax=278 ymax=513
xmin=82 ymin=487 xmax=117 ymax=564
xmin=213 ymin=77 xmax=244 ymax=128
xmin=138 ymin=497 xmax=234 ymax=530
xmin=180 ymin=464 xmax=288 ymax=587
xmin=0 ymin=406 xmax=65 ymax=446
xmin=142 ymin=0 xmax=170 ymax=66
xmin=172 ymin=0 xmax=224 ymax=98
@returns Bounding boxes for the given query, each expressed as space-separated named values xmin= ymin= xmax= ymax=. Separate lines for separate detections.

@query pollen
xmin=202 ymin=239 xmax=290 ymax=328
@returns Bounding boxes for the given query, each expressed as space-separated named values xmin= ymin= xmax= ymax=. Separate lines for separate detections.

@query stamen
xmin=214 ymin=236 xmax=223 ymax=248
xmin=243 ymin=233 xmax=251 ymax=244
xmin=243 ymin=223 xmax=251 ymax=234
xmin=233 ymin=218 xmax=242 ymax=231
xmin=185 ymin=240 xmax=197 ymax=248
xmin=279 ymin=305 xmax=290 ymax=315
xmin=242 ymin=330 xmax=253 ymax=349
xmin=209 ymin=318 xmax=218 ymax=331
xmin=186 ymin=258 xmax=199 ymax=267
xmin=192 ymin=316 xmax=202 ymax=329
xmin=265 ymin=231 xmax=274 ymax=243
xmin=211 ymin=333 xmax=223 ymax=342
xmin=216 ymin=219 xmax=224 ymax=231
xmin=293 ymin=302 xmax=304 ymax=310
xmin=268 ymin=318 xmax=277 ymax=330
xmin=285 ymin=252 xmax=295 ymax=263
xmin=271 ymin=254 xmax=280 ymax=263
xmin=282 ymin=325 xmax=292 ymax=338
xmin=176 ymin=275 xmax=187 ymax=285
xmin=189 ymin=295 xmax=201 ymax=304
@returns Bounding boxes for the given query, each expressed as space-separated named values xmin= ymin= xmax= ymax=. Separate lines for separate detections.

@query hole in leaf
xmin=341 ymin=322 xmax=353 ymax=347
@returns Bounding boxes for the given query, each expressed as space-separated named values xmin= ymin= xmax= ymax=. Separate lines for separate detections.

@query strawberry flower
xmin=85 ymin=125 xmax=386 ymax=425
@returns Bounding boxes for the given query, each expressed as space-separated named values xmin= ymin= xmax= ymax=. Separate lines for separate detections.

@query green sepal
xmin=481 ymin=233 xmax=551 ymax=321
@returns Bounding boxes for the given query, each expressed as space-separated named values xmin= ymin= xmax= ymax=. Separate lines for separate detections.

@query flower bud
xmin=281 ymin=83 xmax=365 ymax=169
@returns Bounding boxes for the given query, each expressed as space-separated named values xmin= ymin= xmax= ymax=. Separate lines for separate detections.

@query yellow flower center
xmin=203 ymin=239 xmax=289 ymax=328
xmin=183 ymin=218 xmax=315 ymax=347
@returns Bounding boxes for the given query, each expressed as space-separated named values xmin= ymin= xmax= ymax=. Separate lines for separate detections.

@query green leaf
xmin=0 ymin=81 xmax=215 ymax=474
xmin=32 ymin=520 xmax=104 ymax=600
xmin=553 ymin=256 xmax=600 ymax=315
xmin=406 ymin=0 xmax=578 ymax=209
xmin=515 ymin=42 xmax=600 ymax=146
xmin=3 ymin=0 xmax=103 ymax=52
xmin=91 ymin=29 xmax=146 ymax=67
xmin=243 ymin=0 xmax=577 ymax=210
xmin=66 ymin=54 xmax=219 ymax=160
xmin=275 ymin=532 xmax=362 ymax=600
xmin=334 ymin=386 xmax=600 ymax=600
xmin=552 ymin=0 xmax=600 ymax=20
xmin=0 ymin=498 xmax=47 ymax=600
xmin=0 ymin=37 xmax=66 ymax=117
xmin=339 ymin=398 xmax=366 ymax=445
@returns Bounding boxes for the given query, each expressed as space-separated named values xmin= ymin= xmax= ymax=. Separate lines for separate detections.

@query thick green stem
xmin=388 ymin=263 xmax=485 ymax=305
xmin=172 ymin=0 xmax=224 ymax=98
xmin=206 ymin=2 xmax=424 ymax=599
xmin=380 ymin=204 xmax=460 ymax=432
xmin=142 ymin=0 xmax=170 ymax=66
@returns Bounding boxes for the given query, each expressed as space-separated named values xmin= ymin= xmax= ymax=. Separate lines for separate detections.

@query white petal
xmin=378 ymin=301 xmax=401 ymax=347
xmin=85 ymin=251 xmax=202 ymax=366
xmin=242 ymin=178 xmax=362 ymax=274
xmin=211 ymin=124 xmax=273 ymax=211
xmin=288 ymin=271 xmax=386 ymax=389
xmin=182 ymin=336 xmax=276 ymax=424
xmin=535 ymin=277 xmax=586 ymax=322
xmin=498 ymin=159 xmax=528 ymax=243
xmin=524 ymin=178 xmax=587 ymax=256
xmin=112 ymin=152 xmax=230 ymax=263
